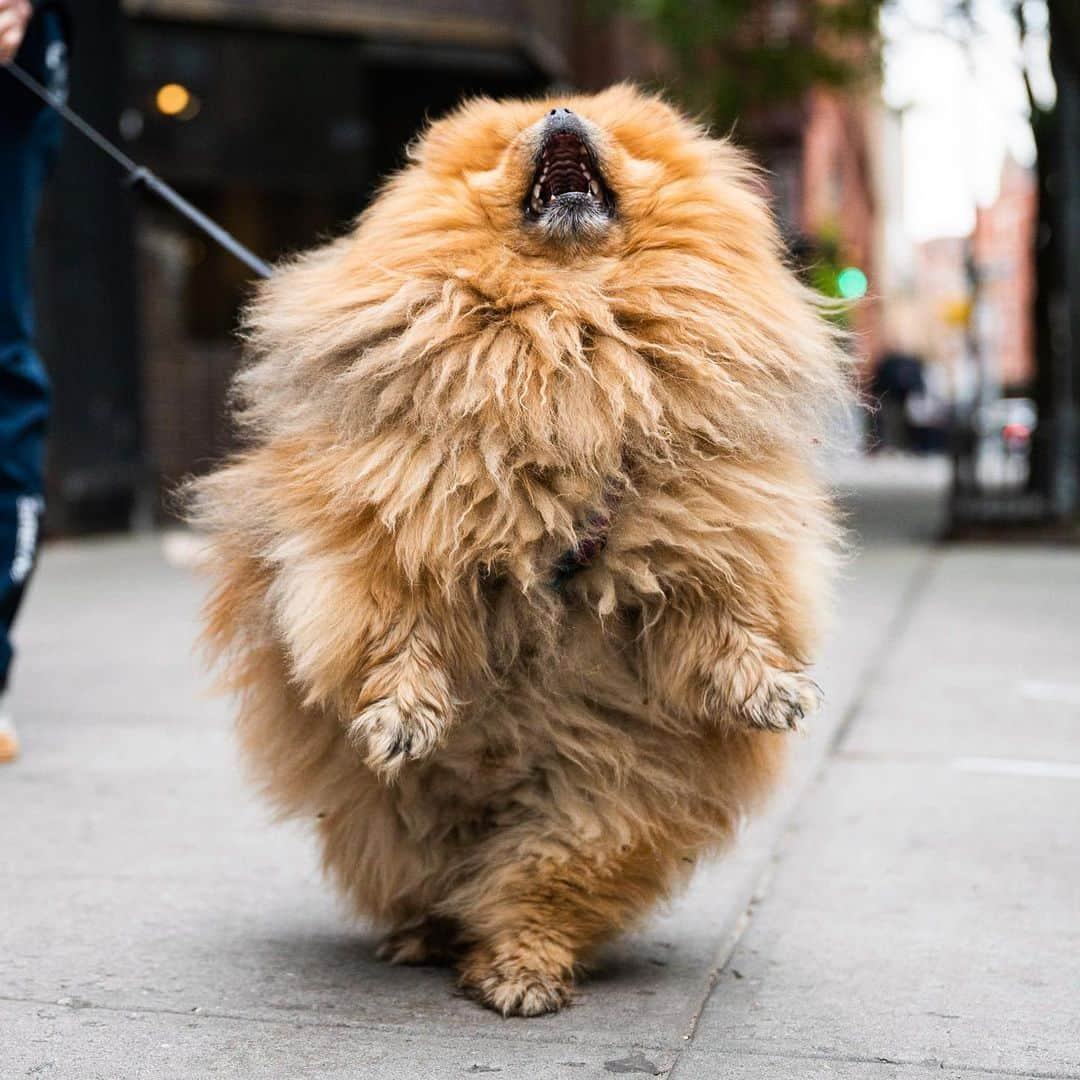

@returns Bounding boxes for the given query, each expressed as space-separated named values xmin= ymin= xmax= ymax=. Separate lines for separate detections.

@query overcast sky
xmin=881 ymin=0 xmax=1055 ymax=241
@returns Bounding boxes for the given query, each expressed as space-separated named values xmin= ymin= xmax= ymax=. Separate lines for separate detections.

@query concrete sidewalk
xmin=677 ymin=548 xmax=1080 ymax=1078
xmin=2 ymin=459 xmax=1077 ymax=1078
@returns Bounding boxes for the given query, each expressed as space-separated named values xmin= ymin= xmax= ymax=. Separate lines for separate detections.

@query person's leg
xmin=0 ymin=17 xmax=64 ymax=759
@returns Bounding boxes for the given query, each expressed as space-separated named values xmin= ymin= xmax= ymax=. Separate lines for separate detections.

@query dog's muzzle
xmin=523 ymin=109 xmax=614 ymax=240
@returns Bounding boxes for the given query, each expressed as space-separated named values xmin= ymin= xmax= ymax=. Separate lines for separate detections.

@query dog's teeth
xmin=589 ymin=180 xmax=600 ymax=196
xmin=533 ymin=183 xmax=542 ymax=199
xmin=531 ymin=194 xmax=543 ymax=213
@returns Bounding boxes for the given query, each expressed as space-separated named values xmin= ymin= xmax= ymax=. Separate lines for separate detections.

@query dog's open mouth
xmin=524 ymin=130 xmax=613 ymax=224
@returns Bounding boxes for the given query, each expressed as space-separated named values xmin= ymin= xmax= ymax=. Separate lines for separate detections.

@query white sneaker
xmin=0 ymin=702 xmax=19 ymax=764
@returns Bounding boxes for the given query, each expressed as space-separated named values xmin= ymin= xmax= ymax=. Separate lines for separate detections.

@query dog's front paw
xmin=738 ymin=670 xmax=822 ymax=733
xmin=348 ymin=696 xmax=447 ymax=780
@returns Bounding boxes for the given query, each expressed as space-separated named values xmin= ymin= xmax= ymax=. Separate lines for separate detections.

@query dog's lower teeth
xmin=531 ymin=195 xmax=543 ymax=213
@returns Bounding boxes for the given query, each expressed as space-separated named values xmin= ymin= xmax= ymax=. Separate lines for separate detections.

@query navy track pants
xmin=0 ymin=12 xmax=64 ymax=690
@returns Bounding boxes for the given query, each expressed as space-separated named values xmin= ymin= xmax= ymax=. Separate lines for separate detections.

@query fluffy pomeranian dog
xmin=191 ymin=84 xmax=848 ymax=1016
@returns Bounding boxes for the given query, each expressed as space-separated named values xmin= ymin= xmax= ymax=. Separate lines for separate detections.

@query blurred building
xmin=800 ymin=87 xmax=882 ymax=366
xmin=915 ymin=235 xmax=968 ymax=382
xmin=911 ymin=157 xmax=1036 ymax=408
xmin=973 ymin=155 xmax=1036 ymax=393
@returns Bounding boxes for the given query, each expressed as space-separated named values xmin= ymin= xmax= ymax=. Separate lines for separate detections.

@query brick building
xmin=800 ymin=87 xmax=882 ymax=366
xmin=912 ymin=157 xmax=1037 ymax=406
xmin=973 ymin=155 xmax=1037 ymax=393
xmin=914 ymin=235 xmax=970 ymax=400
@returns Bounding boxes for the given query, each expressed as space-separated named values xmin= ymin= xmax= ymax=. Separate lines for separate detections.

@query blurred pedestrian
xmin=0 ymin=0 xmax=67 ymax=762
xmin=903 ymin=361 xmax=951 ymax=454
xmin=869 ymin=347 xmax=926 ymax=453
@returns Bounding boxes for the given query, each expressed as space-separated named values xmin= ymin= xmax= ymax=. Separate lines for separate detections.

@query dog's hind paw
xmin=739 ymin=670 xmax=822 ymax=733
xmin=348 ymin=696 xmax=446 ymax=780
xmin=458 ymin=946 xmax=573 ymax=1017
xmin=376 ymin=917 xmax=460 ymax=966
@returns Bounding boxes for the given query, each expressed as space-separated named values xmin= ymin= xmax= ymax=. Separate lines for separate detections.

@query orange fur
xmin=189 ymin=84 xmax=849 ymax=1016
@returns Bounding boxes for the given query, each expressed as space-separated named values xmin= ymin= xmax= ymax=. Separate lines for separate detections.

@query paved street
xmin=2 ymin=457 xmax=1078 ymax=1079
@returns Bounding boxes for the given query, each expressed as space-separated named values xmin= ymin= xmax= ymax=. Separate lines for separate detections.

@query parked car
xmin=974 ymin=397 xmax=1037 ymax=488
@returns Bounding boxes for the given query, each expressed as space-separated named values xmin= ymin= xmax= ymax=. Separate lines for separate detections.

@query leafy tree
xmin=603 ymin=0 xmax=885 ymax=130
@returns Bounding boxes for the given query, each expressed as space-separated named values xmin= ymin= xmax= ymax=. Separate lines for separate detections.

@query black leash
xmin=4 ymin=60 xmax=274 ymax=281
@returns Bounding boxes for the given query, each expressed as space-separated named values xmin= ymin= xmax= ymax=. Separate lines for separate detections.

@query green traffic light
xmin=837 ymin=266 xmax=868 ymax=300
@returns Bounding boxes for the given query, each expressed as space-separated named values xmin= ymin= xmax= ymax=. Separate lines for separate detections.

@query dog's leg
xmin=344 ymin=621 xmax=460 ymax=781
xmin=445 ymin=836 xmax=669 ymax=1017
xmin=611 ymin=459 xmax=833 ymax=735
xmin=640 ymin=599 xmax=822 ymax=734
xmin=267 ymin=536 xmax=487 ymax=780
xmin=375 ymin=915 xmax=462 ymax=967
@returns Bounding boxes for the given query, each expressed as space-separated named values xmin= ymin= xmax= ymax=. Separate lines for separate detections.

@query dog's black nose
xmin=542 ymin=108 xmax=585 ymax=143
